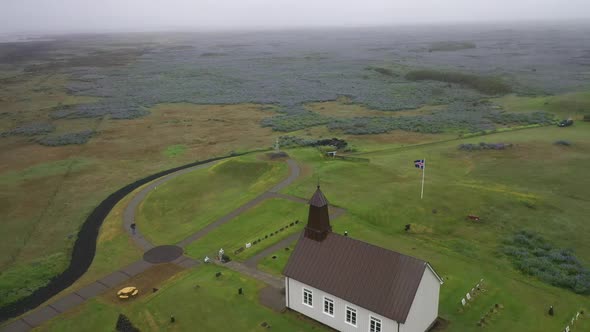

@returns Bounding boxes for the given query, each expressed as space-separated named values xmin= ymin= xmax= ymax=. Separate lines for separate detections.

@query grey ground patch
xmin=258 ymin=286 xmax=286 ymax=312
xmin=143 ymin=245 xmax=184 ymax=264
xmin=21 ymin=306 xmax=59 ymax=327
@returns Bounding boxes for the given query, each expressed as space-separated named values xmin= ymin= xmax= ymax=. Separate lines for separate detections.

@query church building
xmin=283 ymin=186 xmax=443 ymax=332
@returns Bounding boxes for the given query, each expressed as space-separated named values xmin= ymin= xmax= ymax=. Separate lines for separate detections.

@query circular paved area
xmin=143 ymin=245 xmax=184 ymax=263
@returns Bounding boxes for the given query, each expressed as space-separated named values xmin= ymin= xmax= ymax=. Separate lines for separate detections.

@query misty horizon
xmin=2 ymin=0 xmax=590 ymax=35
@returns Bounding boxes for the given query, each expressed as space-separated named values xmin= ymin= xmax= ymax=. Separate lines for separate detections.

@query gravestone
xmin=466 ymin=293 xmax=472 ymax=301
xmin=246 ymin=243 xmax=252 ymax=249
xmin=461 ymin=298 xmax=466 ymax=306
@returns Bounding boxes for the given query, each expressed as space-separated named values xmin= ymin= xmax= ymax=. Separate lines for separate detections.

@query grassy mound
xmin=137 ymin=157 xmax=287 ymax=245
xmin=428 ymin=41 xmax=476 ymax=52
xmin=405 ymin=70 xmax=512 ymax=95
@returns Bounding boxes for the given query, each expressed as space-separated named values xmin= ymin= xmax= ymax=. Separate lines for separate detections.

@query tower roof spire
xmin=309 ymin=186 xmax=329 ymax=207
xmin=305 ymin=186 xmax=331 ymax=241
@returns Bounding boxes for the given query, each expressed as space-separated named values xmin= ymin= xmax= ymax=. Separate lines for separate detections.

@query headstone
xmin=246 ymin=243 xmax=252 ymax=249
xmin=218 ymin=248 xmax=224 ymax=260
xmin=549 ymin=306 xmax=554 ymax=316
xmin=466 ymin=293 xmax=472 ymax=301
xmin=471 ymin=288 xmax=475 ymax=294
xmin=204 ymin=256 xmax=210 ymax=263
xmin=576 ymin=312 xmax=580 ymax=320
xmin=565 ymin=326 xmax=569 ymax=332
xmin=461 ymin=298 xmax=466 ymax=306
xmin=170 ymin=315 xmax=175 ymax=323
xmin=344 ymin=231 xmax=348 ymax=237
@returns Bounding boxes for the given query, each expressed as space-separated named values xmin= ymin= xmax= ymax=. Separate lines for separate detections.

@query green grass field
xmin=185 ymin=198 xmax=307 ymax=261
xmin=137 ymin=156 xmax=288 ymax=245
xmin=5 ymin=92 xmax=590 ymax=331
xmin=35 ymin=264 xmax=327 ymax=332
xmin=269 ymin=123 xmax=590 ymax=331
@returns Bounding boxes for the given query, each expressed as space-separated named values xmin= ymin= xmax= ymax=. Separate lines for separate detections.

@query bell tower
xmin=304 ymin=186 xmax=332 ymax=241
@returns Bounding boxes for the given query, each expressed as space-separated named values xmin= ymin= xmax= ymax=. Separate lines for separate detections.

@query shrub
xmin=278 ymin=136 xmax=348 ymax=149
xmin=458 ymin=142 xmax=513 ymax=151
xmin=37 ymin=130 xmax=95 ymax=146
xmin=116 ymin=313 xmax=140 ymax=332
xmin=261 ymin=112 xmax=329 ymax=132
xmin=554 ymin=140 xmax=571 ymax=146
xmin=502 ymin=231 xmax=590 ymax=294
xmin=1 ymin=122 xmax=55 ymax=137
xmin=428 ymin=41 xmax=476 ymax=52
xmin=405 ymin=69 xmax=512 ymax=95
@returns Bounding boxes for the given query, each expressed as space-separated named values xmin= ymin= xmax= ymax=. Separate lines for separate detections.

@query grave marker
xmin=461 ymin=298 xmax=466 ymax=306
xmin=466 ymin=293 xmax=472 ymax=301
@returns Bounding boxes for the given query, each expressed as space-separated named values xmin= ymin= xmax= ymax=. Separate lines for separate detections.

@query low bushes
xmin=260 ymin=112 xmax=329 ymax=131
xmin=502 ymin=231 xmax=590 ymax=294
xmin=554 ymin=140 xmax=572 ymax=146
xmin=37 ymin=130 xmax=95 ymax=146
xmin=428 ymin=41 xmax=476 ymax=52
xmin=1 ymin=122 xmax=55 ymax=137
xmin=405 ymin=70 xmax=512 ymax=95
xmin=278 ymin=136 xmax=348 ymax=149
xmin=458 ymin=142 xmax=513 ymax=151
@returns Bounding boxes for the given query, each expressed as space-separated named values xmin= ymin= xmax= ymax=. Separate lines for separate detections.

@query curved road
xmin=2 ymin=157 xmax=346 ymax=332
xmin=122 ymin=158 xmax=301 ymax=250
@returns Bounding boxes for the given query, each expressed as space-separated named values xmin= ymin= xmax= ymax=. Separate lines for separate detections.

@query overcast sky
xmin=2 ymin=0 xmax=589 ymax=34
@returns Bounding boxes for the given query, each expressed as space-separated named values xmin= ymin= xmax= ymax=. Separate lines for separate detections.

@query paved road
xmin=123 ymin=160 xmax=222 ymax=251
xmin=1 ymin=157 xmax=346 ymax=332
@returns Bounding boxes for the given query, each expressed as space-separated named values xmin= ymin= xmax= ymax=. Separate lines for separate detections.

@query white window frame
xmin=369 ymin=316 xmax=382 ymax=332
xmin=303 ymin=288 xmax=313 ymax=307
xmin=323 ymin=297 xmax=334 ymax=317
xmin=345 ymin=306 xmax=357 ymax=327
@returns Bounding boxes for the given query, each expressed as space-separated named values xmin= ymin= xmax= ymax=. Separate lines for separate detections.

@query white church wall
xmin=286 ymin=277 xmax=399 ymax=332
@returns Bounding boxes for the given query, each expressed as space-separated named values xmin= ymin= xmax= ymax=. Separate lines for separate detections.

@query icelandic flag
xmin=414 ymin=160 xmax=425 ymax=169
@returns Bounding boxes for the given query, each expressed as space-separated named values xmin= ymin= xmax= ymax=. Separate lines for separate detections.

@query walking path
xmin=2 ymin=157 xmax=346 ymax=332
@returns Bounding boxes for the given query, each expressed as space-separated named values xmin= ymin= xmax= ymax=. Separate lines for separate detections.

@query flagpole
xmin=421 ymin=159 xmax=426 ymax=199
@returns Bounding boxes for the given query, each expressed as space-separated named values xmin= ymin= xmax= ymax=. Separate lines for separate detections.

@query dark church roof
xmin=283 ymin=232 xmax=436 ymax=323
xmin=309 ymin=186 xmax=329 ymax=207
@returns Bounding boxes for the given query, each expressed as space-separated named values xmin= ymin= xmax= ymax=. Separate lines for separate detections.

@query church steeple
xmin=304 ymin=185 xmax=332 ymax=241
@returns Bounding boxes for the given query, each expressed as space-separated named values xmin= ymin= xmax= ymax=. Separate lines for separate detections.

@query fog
xmin=2 ymin=0 xmax=590 ymax=34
